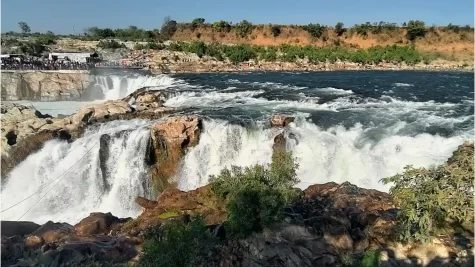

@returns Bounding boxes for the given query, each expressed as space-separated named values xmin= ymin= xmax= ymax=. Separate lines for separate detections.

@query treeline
xmin=4 ymin=19 xmax=473 ymax=43
xmin=156 ymin=41 xmax=435 ymax=65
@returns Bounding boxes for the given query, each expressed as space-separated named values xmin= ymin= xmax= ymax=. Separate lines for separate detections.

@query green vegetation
xmin=18 ymin=21 xmax=31 ymax=34
xmin=335 ymin=22 xmax=345 ymax=36
xmin=381 ymin=142 xmax=474 ymax=243
xmin=160 ymin=16 xmax=178 ymax=41
xmin=210 ymin=151 xmax=299 ymax=237
xmin=84 ymin=25 xmax=158 ymax=41
xmin=133 ymin=42 xmax=165 ymax=50
xmin=191 ymin=18 xmax=205 ymax=31
xmin=138 ymin=217 xmax=215 ymax=267
xmin=165 ymin=40 xmax=430 ymax=65
xmin=235 ymin=20 xmax=254 ymax=38
xmin=406 ymin=20 xmax=426 ymax=41
xmin=157 ymin=210 xmax=180 ymax=219
xmin=271 ymin=25 xmax=281 ymax=37
xmin=302 ymin=23 xmax=327 ymax=38
xmin=97 ymin=40 xmax=126 ymax=49
xmin=212 ymin=20 xmax=232 ymax=32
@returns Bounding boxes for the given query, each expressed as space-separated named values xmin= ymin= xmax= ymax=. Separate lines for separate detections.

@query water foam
xmin=175 ymin=118 xmax=469 ymax=193
xmin=317 ymin=87 xmax=354 ymax=95
xmin=94 ymin=74 xmax=178 ymax=100
xmin=1 ymin=120 xmax=152 ymax=224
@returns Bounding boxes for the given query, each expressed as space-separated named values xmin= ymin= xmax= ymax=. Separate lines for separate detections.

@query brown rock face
xmin=71 ymin=101 xmax=132 ymax=124
xmin=122 ymin=185 xmax=226 ymax=236
xmin=150 ymin=116 xmax=202 ymax=189
xmin=28 ymin=221 xmax=73 ymax=243
xmin=74 ymin=212 xmax=126 ymax=236
xmin=270 ymin=115 xmax=295 ymax=127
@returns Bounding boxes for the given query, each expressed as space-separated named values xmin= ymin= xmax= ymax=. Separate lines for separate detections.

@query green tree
xmin=18 ymin=22 xmax=31 ymax=34
xmin=235 ymin=20 xmax=254 ymax=38
xmin=210 ymin=151 xmax=299 ymax=237
xmin=160 ymin=16 xmax=178 ymax=40
xmin=381 ymin=142 xmax=474 ymax=243
xmin=406 ymin=20 xmax=426 ymax=41
xmin=335 ymin=22 xmax=345 ymax=36
xmin=303 ymin=23 xmax=327 ymax=38
xmin=212 ymin=20 xmax=232 ymax=32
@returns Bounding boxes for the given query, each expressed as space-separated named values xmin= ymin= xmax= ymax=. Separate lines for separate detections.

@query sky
xmin=2 ymin=0 xmax=474 ymax=34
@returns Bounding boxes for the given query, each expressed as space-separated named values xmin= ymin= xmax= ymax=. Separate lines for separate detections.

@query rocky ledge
xmin=1 ymin=88 xmax=177 ymax=178
xmin=2 ymin=181 xmax=473 ymax=266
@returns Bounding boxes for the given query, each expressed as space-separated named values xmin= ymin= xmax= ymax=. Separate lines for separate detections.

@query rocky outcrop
xmin=149 ymin=116 xmax=202 ymax=189
xmin=1 ymin=71 xmax=92 ymax=101
xmin=1 ymin=90 xmax=179 ymax=178
xmin=74 ymin=212 xmax=129 ymax=236
xmin=270 ymin=114 xmax=295 ymax=127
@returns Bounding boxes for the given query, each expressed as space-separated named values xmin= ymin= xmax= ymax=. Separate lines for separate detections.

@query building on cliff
xmin=48 ymin=51 xmax=100 ymax=63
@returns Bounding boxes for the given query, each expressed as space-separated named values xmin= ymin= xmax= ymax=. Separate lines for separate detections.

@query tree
xmin=18 ymin=22 xmax=31 ymax=34
xmin=235 ymin=20 xmax=253 ymax=38
xmin=191 ymin=18 xmax=205 ymax=31
xmin=406 ymin=20 xmax=426 ymax=41
xmin=335 ymin=22 xmax=345 ymax=36
xmin=303 ymin=23 xmax=327 ymax=38
xmin=381 ymin=142 xmax=474 ymax=243
xmin=160 ymin=16 xmax=178 ymax=40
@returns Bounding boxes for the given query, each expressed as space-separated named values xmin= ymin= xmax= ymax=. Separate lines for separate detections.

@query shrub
xmin=223 ymin=44 xmax=256 ymax=64
xmin=381 ymin=142 xmax=474 ymax=243
xmin=213 ymin=20 xmax=232 ymax=32
xmin=191 ymin=18 xmax=205 ymax=31
xmin=97 ymin=40 xmax=126 ymax=49
xmin=235 ymin=20 xmax=254 ymax=38
xmin=139 ymin=217 xmax=216 ymax=267
xmin=210 ymin=151 xmax=299 ymax=237
xmin=303 ymin=23 xmax=327 ymax=38
xmin=335 ymin=22 xmax=345 ymax=36
xmin=271 ymin=25 xmax=281 ymax=37
xmin=406 ymin=20 xmax=426 ymax=41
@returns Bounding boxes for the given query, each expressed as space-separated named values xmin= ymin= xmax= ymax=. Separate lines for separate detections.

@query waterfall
xmin=1 ymin=120 xmax=153 ymax=224
xmin=92 ymin=74 xmax=178 ymax=100
xmin=175 ymin=118 xmax=467 ymax=192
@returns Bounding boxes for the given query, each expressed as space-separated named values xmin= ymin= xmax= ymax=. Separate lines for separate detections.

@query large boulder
xmin=1 ymin=221 xmax=41 ymax=237
xmin=150 ymin=116 xmax=202 ymax=187
xmin=71 ymin=100 xmax=132 ymax=124
xmin=74 ymin=212 xmax=127 ymax=236
xmin=28 ymin=221 xmax=74 ymax=244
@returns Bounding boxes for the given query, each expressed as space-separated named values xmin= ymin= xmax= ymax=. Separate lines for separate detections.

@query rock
xmin=1 ymin=71 xmax=90 ymax=101
xmin=30 ymin=221 xmax=73 ymax=242
xmin=270 ymin=115 xmax=295 ymax=127
xmin=71 ymin=101 xmax=132 ymax=124
xmin=273 ymin=133 xmax=287 ymax=153
xmin=74 ymin=212 xmax=124 ymax=236
xmin=1 ymin=221 xmax=41 ymax=237
xmin=135 ymin=196 xmax=158 ymax=209
xmin=150 ymin=116 xmax=202 ymax=187
xmin=25 ymin=235 xmax=44 ymax=248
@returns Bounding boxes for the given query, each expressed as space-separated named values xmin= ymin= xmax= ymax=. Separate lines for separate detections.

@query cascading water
xmin=1 ymin=120 xmax=153 ymax=224
xmin=92 ymin=74 xmax=178 ymax=100
xmin=175 ymin=118 xmax=468 ymax=192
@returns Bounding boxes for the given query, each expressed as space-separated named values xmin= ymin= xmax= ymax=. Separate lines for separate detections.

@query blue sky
xmin=2 ymin=0 xmax=474 ymax=34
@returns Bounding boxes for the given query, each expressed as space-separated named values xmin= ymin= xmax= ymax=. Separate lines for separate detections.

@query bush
xmin=303 ymin=23 xmax=327 ymax=38
xmin=139 ymin=217 xmax=216 ymax=267
xmin=223 ymin=44 xmax=256 ymax=64
xmin=210 ymin=151 xmax=299 ymax=237
xmin=406 ymin=20 xmax=426 ymax=41
xmin=335 ymin=22 xmax=345 ymax=36
xmin=271 ymin=25 xmax=281 ymax=37
xmin=235 ymin=20 xmax=254 ymax=38
xmin=191 ymin=18 xmax=205 ymax=31
xmin=213 ymin=20 xmax=232 ymax=32
xmin=97 ymin=40 xmax=126 ymax=49
xmin=381 ymin=142 xmax=474 ymax=243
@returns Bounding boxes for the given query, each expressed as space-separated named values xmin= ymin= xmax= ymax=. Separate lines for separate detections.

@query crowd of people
xmin=1 ymin=59 xmax=145 ymax=70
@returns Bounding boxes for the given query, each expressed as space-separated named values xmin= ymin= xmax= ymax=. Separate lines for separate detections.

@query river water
xmin=2 ymin=70 xmax=473 ymax=224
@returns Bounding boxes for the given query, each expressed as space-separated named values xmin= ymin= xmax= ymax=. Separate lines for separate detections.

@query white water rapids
xmin=1 ymin=73 xmax=472 ymax=224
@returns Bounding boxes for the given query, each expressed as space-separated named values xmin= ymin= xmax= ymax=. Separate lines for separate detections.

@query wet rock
xmin=25 ymin=235 xmax=44 ymax=248
xmin=273 ymin=133 xmax=287 ymax=153
xmin=270 ymin=115 xmax=295 ymax=127
xmin=150 ymin=116 xmax=202 ymax=187
xmin=71 ymin=100 xmax=132 ymax=124
xmin=30 ymin=221 xmax=73 ymax=243
xmin=74 ymin=212 xmax=124 ymax=236
xmin=1 ymin=221 xmax=41 ymax=237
